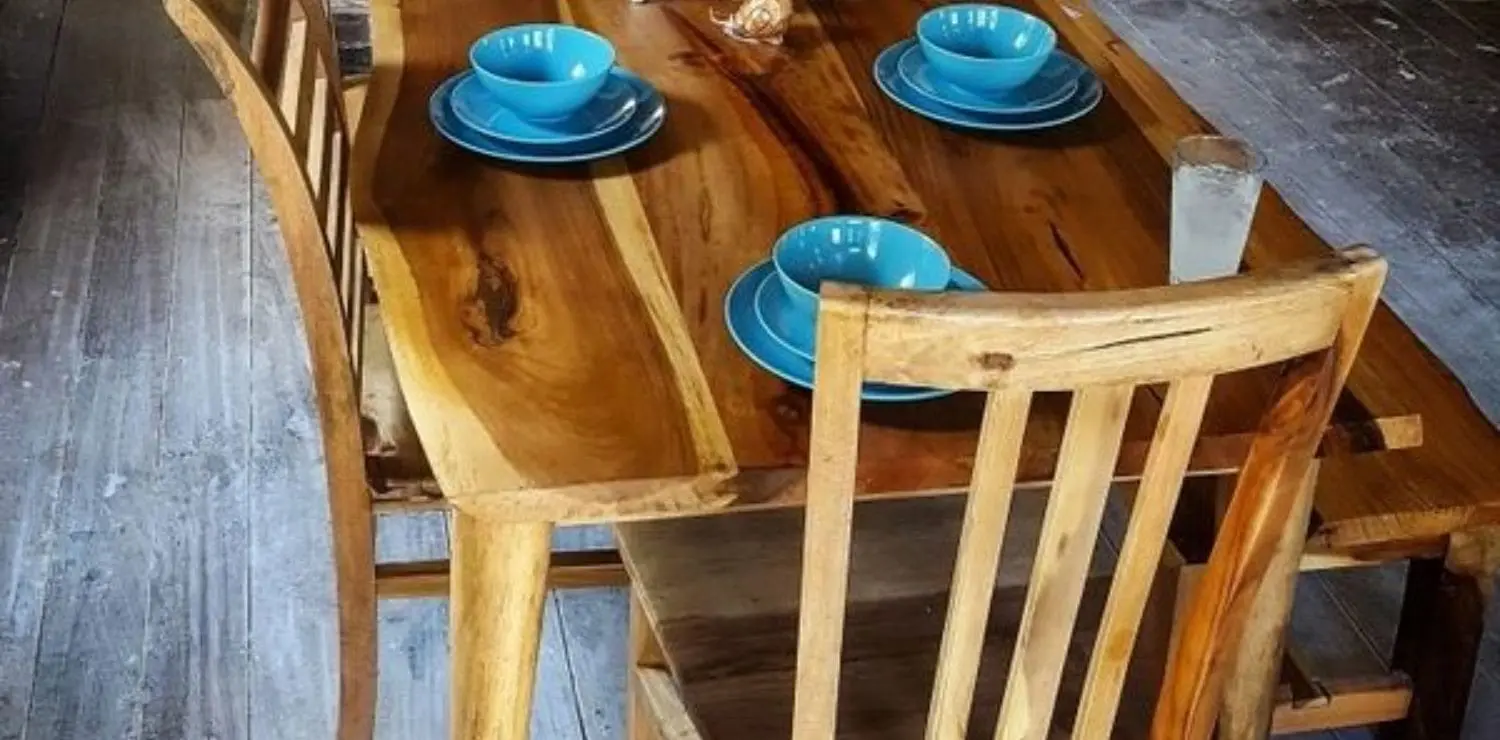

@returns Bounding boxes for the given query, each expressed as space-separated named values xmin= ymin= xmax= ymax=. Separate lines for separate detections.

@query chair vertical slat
xmin=338 ymin=195 xmax=358 ymax=364
xmin=993 ymin=383 xmax=1134 ymax=740
xmin=338 ymin=174 xmax=357 ymax=315
xmin=304 ymin=70 xmax=331 ymax=214
xmin=790 ymin=293 xmax=868 ymax=740
xmin=249 ymin=0 xmax=290 ymax=87
xmin=305 ymin=71 xmax=332 ymax=216
xmin=276 ymin=11 xmax=312 ymax=155
xmin=1071 ymin=375 xmax=1214 ymax=736
xmin=343 ymin=188 xmax=360 ymax=300
xmin=349 ymin=256 xmax=365 ymax=390
xmin=349 ymin=202 xmax=366 ymax=390
xmin=290 ymin=0 xmax=351 ymax=128
xmin=323 ymin=126 xmax=345 ymax=249
xmin=1151 ymin=350 xmax=1340 ymax=739
xmin=341 ymin=182 xmax=362 ymax=371
xmin=1217 ymin=459 xmax=1321 ymax=737
xmin=924 ymin=390 xmax=1033 ymax=740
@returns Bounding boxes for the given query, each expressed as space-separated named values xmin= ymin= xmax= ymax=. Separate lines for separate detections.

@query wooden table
xmin=351 ymin=0 xmax=1500 ymax=735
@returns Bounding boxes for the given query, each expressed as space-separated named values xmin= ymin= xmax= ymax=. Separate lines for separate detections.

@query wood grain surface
xmin=353 ymin=0 xmax=1498 ymax=546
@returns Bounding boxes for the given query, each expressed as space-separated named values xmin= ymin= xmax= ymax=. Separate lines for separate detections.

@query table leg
xmin=1378 ymin=527 xmax=1500 ymax=740
xmin=1216 ymin=461 xmax=1319 ymax=739
xmin=450 ymin=511 xmax=553 ymax=740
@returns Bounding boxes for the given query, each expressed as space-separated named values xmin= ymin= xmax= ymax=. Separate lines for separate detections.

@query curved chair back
xmin=794 ymin=249 xmax=1387 ymax=739
xmin=161 ymin=0 xmax=375 ymax=737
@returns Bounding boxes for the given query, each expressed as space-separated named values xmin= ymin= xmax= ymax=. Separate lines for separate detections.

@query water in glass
xmin=1170 ymin=136 xmax=1265 ymax=283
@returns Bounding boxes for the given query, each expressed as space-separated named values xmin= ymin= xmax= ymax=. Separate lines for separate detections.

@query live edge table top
xmin=352 ymin=0 xmax=1499 ymax=552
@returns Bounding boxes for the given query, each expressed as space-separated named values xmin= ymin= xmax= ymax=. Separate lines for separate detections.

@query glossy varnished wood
xmin=353 ymin=0 xmax=1496 ymax=548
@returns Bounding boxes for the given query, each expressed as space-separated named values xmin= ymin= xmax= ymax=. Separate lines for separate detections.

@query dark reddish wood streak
xmin=662 ymin=10 xmax=850 ymax=215
xmin=1047 ymin=222 xmax=1087 ymax=284
xmin=1153 ymin=348 xmax=1340 ymax=738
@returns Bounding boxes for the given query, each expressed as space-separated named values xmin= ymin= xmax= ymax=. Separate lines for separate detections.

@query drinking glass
xmin=1169 ymin=135 xmax=1266 ymax=283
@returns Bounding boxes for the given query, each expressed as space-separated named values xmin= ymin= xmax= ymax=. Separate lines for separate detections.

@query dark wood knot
xmin=977 ymin=352 xmax=1016 ymax=371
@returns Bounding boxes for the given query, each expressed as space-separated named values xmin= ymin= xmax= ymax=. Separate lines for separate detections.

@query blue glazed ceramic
xmin=898 ymin=43 xmax=1077 ymax=115
xmin=450 ymin=71 xmax=636 ymax=144
xmin=429 ymin=69 xmax=665 ymax=164
xmin=724 ymin=260 xmax=961 ymax=402
xmin=874 ymin=39 xmax=1103 ymax=132
xmin=771 ymin=216 xmax=951 ymax=323
xmin=469 ymin=24 xmax=616 ymax=121
xmin=755 ymin=259 xmax=987 ymax=361
xmin=917 ymin=4 xmax=1056 ymax=95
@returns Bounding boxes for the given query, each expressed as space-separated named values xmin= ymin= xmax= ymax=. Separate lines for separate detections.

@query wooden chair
xmin=162 ymin=0 xmax=378 ymax=737
xmin=618 ymin=249 xmax=1387 ymax=739
xmin=162 ymin=1 xmax=625 ymax=737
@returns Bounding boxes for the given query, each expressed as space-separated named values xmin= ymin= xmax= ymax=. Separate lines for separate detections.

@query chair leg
xmin=328 ymin=453 xmax=378 ymax=740
xmin=1216 ymin=461 xmax=1320 ymax=739
xmin=628 ymin=590 xmax=666 ymax=740
xmin=450 ymin=512 xmax=553 ymax=740
xmin=1378 ymin=527 xmax=1500 ymax=740
xmin=333 ymin=519 xmax=378 ymax=740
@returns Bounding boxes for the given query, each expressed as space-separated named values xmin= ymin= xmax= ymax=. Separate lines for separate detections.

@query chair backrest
xmin=793 ymin=249 xmax=1386 ymax=740
xmin=162 ymin=1 xmax=376 ymax=737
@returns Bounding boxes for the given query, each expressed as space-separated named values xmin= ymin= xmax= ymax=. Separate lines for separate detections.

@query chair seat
xmin=617 ymin=494 xmax=1176 ymax=739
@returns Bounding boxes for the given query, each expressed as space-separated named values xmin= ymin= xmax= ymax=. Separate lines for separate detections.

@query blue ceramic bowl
xmin=771 ymin=216 xmax=951 ymax=321
xmin=469 ymin=24 xmax=616 ymax=121
xmin=917 ymin=4 xmax=1056 ymax=95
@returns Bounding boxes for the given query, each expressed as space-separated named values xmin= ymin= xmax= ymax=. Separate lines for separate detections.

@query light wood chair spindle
xmin=618 ymin=248 xmax=1386 ymax=740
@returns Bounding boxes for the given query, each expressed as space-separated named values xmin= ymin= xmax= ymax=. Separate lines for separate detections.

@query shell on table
xmin=711 ymin=0 xmax=791 ymax=45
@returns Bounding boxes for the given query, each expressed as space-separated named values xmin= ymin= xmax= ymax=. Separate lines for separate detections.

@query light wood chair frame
xmin=161 ymin=1 xmax=630 ymax=737
xmin=629 ymin=249 xmax=1386 ymax=740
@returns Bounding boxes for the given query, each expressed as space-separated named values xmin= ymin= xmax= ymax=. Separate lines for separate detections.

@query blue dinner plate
xmin=897 ymin=44 xmax=1080 ymax=115
xmin=874 ymin=38 xmax=1103 ymax=132
xmin=450 ymin=70 xmax=638 ymax=145
xmin=430 ymin=68 xmax=666 ymax=164
xmin=726 ymin=260 xmax=981 ymax=402
xmin=753 ymin=262 xmax=987 ymax=362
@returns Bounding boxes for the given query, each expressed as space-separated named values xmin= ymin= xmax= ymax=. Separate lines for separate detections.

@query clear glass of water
xmin=1170 ymin=135 xmax=1266 ymax=283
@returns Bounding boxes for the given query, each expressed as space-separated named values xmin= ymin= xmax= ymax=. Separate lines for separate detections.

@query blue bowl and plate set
xmin=430 ymin=24 xmax=666 ymax=164
xmin=877 ymin=4 xmax=1104 ymax=132
xmin=431 ymin=6 xmax=1105 ymax=400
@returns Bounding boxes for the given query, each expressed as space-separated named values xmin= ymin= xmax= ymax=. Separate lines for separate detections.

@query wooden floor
xmin=0 ymin=0 xmax=1494 ymax=737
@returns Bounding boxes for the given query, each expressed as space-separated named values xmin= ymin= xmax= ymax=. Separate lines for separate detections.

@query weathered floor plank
xmin=0 ymin=82 xmax=107 ymax=740
xmin=0 ymin=0 xmax=69 ymax=286
xmin=245 ymin=174 xmax=340 ymax=740
xmin=137 ymin=66 xmax=255 ymax=740
xmin=23 ymin=13 xmax=185 ymax=738
xmin=0 ymin=3 xmax=97 ymax=730
xmin=375 ymin=513 xmax=448 ymax=739
xmin=556 ymin=589 xmax=630 ymax=740
xmin=16 ymin=0 xmax=191 ymax=736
